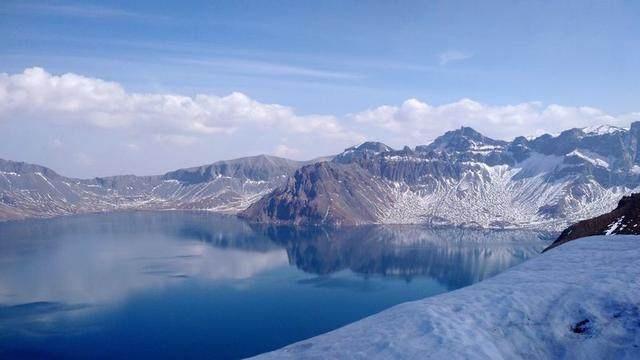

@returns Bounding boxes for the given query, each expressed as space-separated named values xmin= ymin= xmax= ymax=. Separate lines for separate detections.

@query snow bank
xmin=255 ymin=236 xmax=640 ymax=359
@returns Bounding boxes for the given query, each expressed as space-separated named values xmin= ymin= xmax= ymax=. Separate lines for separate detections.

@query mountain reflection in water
xmin=255 ymin=224 xmax=550 ymax=288
xmin=0 ymin=211 xmax=551 ymax=359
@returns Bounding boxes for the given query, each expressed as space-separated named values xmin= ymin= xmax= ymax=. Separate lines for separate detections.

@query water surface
xmin=0 ymin=212 xmax=550 ymax=359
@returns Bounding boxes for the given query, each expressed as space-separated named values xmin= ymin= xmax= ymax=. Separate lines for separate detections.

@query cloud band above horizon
xmin=1 ymin=67 xmax=638 ymax=177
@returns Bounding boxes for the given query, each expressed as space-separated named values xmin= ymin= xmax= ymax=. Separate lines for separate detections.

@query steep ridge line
xmin=242 ymin=123 xmax=640 ymax=230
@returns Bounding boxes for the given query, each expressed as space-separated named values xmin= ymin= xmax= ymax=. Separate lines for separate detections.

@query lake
xmin=0 ymin=212 xmax=551 ymax=359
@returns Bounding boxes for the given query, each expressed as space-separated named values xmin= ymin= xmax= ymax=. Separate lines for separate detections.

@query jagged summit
xmin=242 ymin=122 xmax=640 ymax=229
xmin=346 ymin=141 xmax=394 ymax=153
xmin=334 ymin=142 xmax=394 ymax=163
xmin=417 ymin=126 xmax=506 ymax=154
xmin=582 ymin=124 xmax=626 ymax=136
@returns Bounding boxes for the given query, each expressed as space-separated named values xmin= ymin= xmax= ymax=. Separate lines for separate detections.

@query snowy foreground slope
xmin=255 ymin=236 xmax=640 ymax=359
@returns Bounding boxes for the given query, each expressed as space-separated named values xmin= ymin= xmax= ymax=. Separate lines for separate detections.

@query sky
xmin=1 ymin=0 xmax=639 ymax=177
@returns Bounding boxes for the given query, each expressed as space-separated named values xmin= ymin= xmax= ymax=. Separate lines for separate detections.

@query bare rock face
xmin=544 ymin=193 xmax=640 ymax=251
xmin=240 ymin=162 xmax=395 ymax=225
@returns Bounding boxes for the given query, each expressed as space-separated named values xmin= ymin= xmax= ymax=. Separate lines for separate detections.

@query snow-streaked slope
xmin=0 ymin=155 xmax=305 ymax=221
xmin=244 ymin=123 xmax=640 ymax=230
xmin=381 ymin=155 xmax=637 ymax=229
xmin=255 ymin=235 xmax=640 ymax=359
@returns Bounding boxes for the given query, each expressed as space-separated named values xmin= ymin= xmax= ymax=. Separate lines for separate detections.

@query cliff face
xmin=239 ymin=162 xmax=395 ymax=225
xmin=544 ymin=193 xmax=640 ymax=251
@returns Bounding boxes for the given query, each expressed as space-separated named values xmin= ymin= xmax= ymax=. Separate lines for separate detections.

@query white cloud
xmin=273 ymin=144 xmax=301 ymax=158
xmin=74 ymin=153 xmax=94 ymax=166
xmin=352 ymin=98 xmax=635 ymax=143
xmin=1 ymin=68 xmax=635 ymax=145
xmin=154 ymin=134 xmax=198 ymax=146
xmin=0 ymin=67 xmax=353 ymax=140
xmin=438 ymin=50 xmax=472 ymax=65
xmin=1 ymin=67 xmax=638 ymax=177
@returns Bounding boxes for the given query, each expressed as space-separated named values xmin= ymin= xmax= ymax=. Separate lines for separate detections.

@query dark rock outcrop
xmin=239 ymin=162 xmax=394 ymax=225
xmin=544 ymin=193 xmax=640 ymax=251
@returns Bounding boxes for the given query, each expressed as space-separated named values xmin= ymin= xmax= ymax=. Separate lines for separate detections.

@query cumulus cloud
xmin=1 ymin=67 xmax=638 ymax=177
xmin=273 ymin=144 xmax=301 ymax=158
xmin=0 ymin=67 xmax=353 ymax=141
xmin=351 ymin=98 xmax=636 ymax=143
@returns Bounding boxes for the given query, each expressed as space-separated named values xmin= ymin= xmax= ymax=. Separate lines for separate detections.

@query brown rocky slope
xmin=544 ymin=193 xmax=640 ymax=251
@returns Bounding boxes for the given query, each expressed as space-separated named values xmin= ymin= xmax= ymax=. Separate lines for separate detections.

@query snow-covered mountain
xmin=0 ymin=155 xmax=306 ymax=221
xmin=6 ymin=122 xmax=640 ymax=229
xmin=242 ymin=122 xmax=640 ymax=230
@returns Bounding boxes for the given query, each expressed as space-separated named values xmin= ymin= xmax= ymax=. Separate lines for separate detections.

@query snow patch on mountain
xmin=380 ymin=155 xmax=636 ymax=229
xmin=582 ymin=124 xmax=626 ymax=136
xmin=605 ymin=216 xmax=625 ymax=235
xmin=567 ymin=149 xmax=610 ymax=169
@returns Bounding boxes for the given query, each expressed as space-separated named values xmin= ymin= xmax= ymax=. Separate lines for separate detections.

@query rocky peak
xmin=0 ymin=158 xmax=61 ymax=179
xmin=351 ymin=141 xmax=393 ymax=153
xmin=162 ymin=155 xmax=302 ymax=184
xmin=334 ymin=142 xmax=393 ymax=164
xmin=582 ymin=125 xmax=626 ymax=136
xmin=544 ymin=193 xmax=640 ymax=252
xmin=421 ymin=127 xmax=506 ymax=154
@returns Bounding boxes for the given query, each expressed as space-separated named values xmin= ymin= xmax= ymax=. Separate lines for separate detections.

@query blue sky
xmin=1 ymin=1 xmax=639 ymax=177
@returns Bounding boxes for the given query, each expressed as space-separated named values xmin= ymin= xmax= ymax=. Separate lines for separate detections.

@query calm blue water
xmin=0 ymin=212 xmax=550 ymax=359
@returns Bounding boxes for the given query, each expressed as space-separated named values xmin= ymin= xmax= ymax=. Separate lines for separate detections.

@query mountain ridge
xmin=0 ymin=154 xmax=315 ymax=221
xmin=4 ymin=123 xmax=640 ymax=230
xmin=242 ymin=122 xmax=640 ymax=230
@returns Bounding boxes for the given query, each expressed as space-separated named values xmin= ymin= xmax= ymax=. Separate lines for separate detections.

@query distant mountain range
xmin=0 ymin=155 xmax=311 ymax=221
xmin=4 ymin=122 xmax=640 ymax=230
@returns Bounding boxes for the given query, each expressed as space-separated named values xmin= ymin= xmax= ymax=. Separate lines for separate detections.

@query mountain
xmin=6 ymin=122 xmax=640 ymax=228
xmin=242 ymin=122 xmax=640 ymax=230
xmin=544 ymin=192 xmax=640 ymax=251
xmin=0 ymin=155 xmax=307 ymax=221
